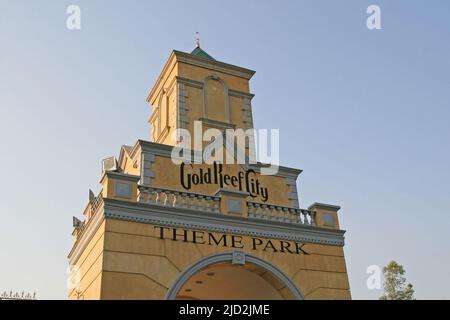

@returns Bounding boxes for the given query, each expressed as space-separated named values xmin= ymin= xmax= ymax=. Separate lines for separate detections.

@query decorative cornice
xmin=137 ymin=140 xmax=203 ymax=164
xmin=136 ymin=139 xmax=302 ymax=179
xmin=308 ymin=202 xmax=341 ymax=212
xmin=242 ymin=162 xmax=303 ymax=179
xmin=173 ymin=50 xmax=256 ymax=80
xmin=175 ymin=76 xmax=203 ymax=89
xmin=228 ymin=89 xmax=255 ymax=100
xmin=175 ymin=76 xmax=255 ymax=100
xmin=99 ymin=171 xmax=141 ymax=184
xmin=103 ymin=199 xmax=346 ymax=246
xmin=68 ymin=196 xmax=346 ymax=266
xmin=138 ymin=140 xmax=174 ymax=157
xmin=199 ymin=117 xmax=236 ymax=130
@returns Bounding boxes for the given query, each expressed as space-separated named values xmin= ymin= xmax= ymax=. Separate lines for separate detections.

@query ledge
xmin=173 ymin=50 xmax=256 ymax=80
xmin=215 ymin=188 xmax=249 ymax=198
xmin=68 ymin=197 xmax=346 ymax=265
xmin=103 ymin=198 xmax=346 ymax=246
xmin=308 ymin=202 xmax=341 ymax=212
xmin=136 ymin=139 xmax=302 ymax=179
xmin=100 ymin=171 xmax=141 ymax=184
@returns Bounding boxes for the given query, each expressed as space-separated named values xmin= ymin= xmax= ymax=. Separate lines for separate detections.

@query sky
xmin=1 ymin=0 xmax=449 ymax=300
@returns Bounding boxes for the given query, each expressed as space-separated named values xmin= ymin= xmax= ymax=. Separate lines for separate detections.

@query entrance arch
xmin=165 ymin=251 xmax=304 ymax=300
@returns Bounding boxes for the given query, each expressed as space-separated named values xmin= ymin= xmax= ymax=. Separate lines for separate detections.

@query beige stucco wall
xmin=78 ymin=219 xmax=351 ymax=300
xmin=68 ymin=220 xmax=106 ymax=300
xmin=178 ymin=61 xmax=250 ymax=92
xmin=149 ymin=156 xmax=291 ymax=206
xmin=148 ymin=53 xmax=253 ymax=147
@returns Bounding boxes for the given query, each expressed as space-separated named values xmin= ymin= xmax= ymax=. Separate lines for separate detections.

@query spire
xmin=190 ymin=32 xmax=215 ymax=60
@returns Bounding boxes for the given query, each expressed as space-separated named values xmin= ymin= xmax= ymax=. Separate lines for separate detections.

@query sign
xmin=180 ymin=162 xmax=269 ymax=202
xmin=155 ymin=226 xmax=309 ymax=255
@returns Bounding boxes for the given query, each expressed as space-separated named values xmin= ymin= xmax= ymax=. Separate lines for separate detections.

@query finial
xmin=195 ymin=32 xmax=200 ymax=48
xmin=89 ymin=189 xmax=95 ymax=202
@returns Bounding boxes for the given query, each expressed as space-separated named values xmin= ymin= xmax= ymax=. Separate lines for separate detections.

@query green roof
xmin=190 ymin=46 xmax=215 ymax=61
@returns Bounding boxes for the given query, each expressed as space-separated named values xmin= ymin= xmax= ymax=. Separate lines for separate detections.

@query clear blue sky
xmin=1 ymin=0 xmax=449 ymax=300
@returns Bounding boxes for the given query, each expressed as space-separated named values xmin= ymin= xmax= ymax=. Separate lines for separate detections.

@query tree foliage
xmin=379 ymin=261 xmax=415 ymax=300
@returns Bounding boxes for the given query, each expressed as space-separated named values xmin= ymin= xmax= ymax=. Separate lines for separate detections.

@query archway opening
xmin=167 ymin=253 xmax=303 ymax=300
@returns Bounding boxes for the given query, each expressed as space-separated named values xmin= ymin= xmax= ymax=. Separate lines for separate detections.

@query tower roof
xmin=190 ymin=46 xmax=215 ymax=61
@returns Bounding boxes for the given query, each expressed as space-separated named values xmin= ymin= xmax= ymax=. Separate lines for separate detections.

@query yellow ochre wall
xmin=149 ymin=156 xmax=291 ymax=205
xmin=148 ymin=53 xmax=253 ymax=147
xmin=70 ymin=219 xmax=350 ymax=300
xmin=68 ymin=220 xmax=106 ymax=300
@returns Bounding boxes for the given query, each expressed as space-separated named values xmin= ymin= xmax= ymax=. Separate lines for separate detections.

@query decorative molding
xmin=102 ymin=198 xmax=346 ymax=246
xmin=229 ymin=89 xmax=255 ymax=100
xmin=156 ymin=125 xmax=170 ymax=144
xmin=68 ymin=204 xmax=105 ymax=265
xmin=285 ymin=177 xmax=299 ymax=208
xmin=241 ymin=162 xmax=303 ymax=180
xmin=177 ymin=83 xmax=189 ymax=129
xmin=199 ymin=117 xmax=235 ymax=131
xmin=232 ymin=250 xmax=246 ymax=265
xmin=100 ymin=171 xmax=140 ymax=184
xmin=138 ymin=140 xmax=203 ymax=165
xmin=164 ymin=252 xmax=303 ymax=300
xmin=136 ymin=139 xmax=303 ymax=180
xmin=165 ymin=76 xmax=177 ymax=98
xmin=147 ymin=52 xmax=179 ymax=104
xmin=176 ymin=76 xmax=255 ymax=100
xmin=173 ymin=50 xmax=256 ymax=80
xmin=152 ymin=89 xmax=171 ymax=143
xmin=115 ymin=182 xmax=132 ymax=199
xmin=138 ymin=140 xmax=173 ymax=157
xmin=68 ymin=196 xmax=346 ymax=270
xmin=202 ymin=75 xmax=230 ymax=123
xmin=140 ymin=152 xmax=156 ymax=186
xmin=147 ymin=49 xmax=254 ymax=108
xmin=241 ymin=97 xmax=254 ymax=130
xmin=308 ymin=203 xmax=341 ymax=212
xmin=322 ymin=212 xmax=336 ymax=227
xmin=176 ymin=76 xmax=204 ymax=89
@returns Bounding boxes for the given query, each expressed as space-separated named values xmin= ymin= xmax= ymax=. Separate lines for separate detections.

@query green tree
xmin=379 ymin=261 xmax=415 ymax=300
